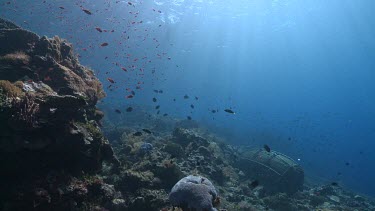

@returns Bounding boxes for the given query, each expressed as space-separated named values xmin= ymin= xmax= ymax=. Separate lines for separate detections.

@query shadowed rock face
xmin=0 ymin=19 xmax=39 ymax=56
xmin=0 ymin=18 xmax=119 ymax=210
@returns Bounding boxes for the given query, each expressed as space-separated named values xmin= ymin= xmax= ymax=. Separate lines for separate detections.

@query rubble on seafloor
xmin=1 ymin=17 xmax=375 ymax=211
xmin=100 ymin=122 xmax=375 ymax=211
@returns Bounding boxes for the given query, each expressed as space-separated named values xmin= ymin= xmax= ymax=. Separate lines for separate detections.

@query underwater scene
xmin=1 ymin=0 xmax=375 ymax=210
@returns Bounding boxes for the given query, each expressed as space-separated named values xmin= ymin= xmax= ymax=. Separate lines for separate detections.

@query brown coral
xmin=0 ymin=80 xmax=24 ymax=98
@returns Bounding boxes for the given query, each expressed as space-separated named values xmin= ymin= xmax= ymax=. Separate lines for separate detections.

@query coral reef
xmin=101 ymin=111 xmax=375 ymax=211
xmin=2 ymin=17 xmax=375 ymax=211
xmin=0 ymin=18 xmax=119 ymax=211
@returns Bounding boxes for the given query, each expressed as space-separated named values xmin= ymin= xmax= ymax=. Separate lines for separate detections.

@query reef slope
xmin=0 ymin=18 xmax=119 ymax=210
xmin=101 ymin=110 xmax=375 ymax=211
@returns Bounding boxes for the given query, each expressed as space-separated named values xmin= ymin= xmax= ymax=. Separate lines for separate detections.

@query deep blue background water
xmin=2 ymin=0 xmax=375 ymax=196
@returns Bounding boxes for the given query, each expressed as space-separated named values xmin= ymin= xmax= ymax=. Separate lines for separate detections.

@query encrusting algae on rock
xmin=0 ymin=51 xmax=31 ymax=65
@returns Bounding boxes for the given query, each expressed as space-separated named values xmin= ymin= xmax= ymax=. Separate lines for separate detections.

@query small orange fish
xmin=95 ymin=27 xmax=102 ymax=32
xmin=121 ymin=67 xmax=127 ymax=72
xmin=126 ymin=95 xmax=134 ymax=99
xmin=101 ymin=42 xmax=109 ymax=47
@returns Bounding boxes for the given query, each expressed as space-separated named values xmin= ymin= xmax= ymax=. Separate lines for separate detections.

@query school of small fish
xmin=2 ymin=1 xmax=239 ymax=122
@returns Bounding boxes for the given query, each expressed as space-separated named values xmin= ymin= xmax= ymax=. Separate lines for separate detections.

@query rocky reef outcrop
xmin=0 ymin=18 xmax=119 ymax=210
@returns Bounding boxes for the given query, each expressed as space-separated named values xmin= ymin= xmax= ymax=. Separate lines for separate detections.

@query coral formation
xmin=0 ymin=18 xmax=118 ymax=211
xmin=169 ymin=175 xmax=219 ymax=211
xmin=0 ymin=80 xmax=24 ymax=98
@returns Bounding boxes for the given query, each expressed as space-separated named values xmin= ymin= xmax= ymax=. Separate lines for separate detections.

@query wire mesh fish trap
xmin=236 ymin=148 xmax=304 ymax=194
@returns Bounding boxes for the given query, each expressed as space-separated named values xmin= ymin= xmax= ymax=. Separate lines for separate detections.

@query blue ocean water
xmin=2 ymin=0 xmax=375 ymax=196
